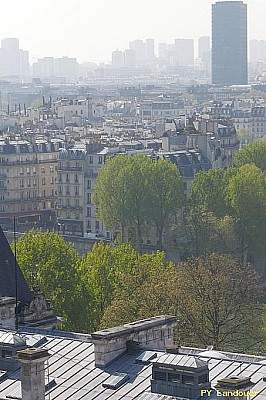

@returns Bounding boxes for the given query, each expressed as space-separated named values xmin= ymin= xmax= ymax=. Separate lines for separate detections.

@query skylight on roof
xmin=136 ymin=350 xmax=157 ymax=364
xmin=102 ymin=372 xmax=129 ymax=389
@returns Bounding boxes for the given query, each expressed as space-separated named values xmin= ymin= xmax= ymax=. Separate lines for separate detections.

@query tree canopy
xmin=234 ymin=142 xmax=266 ymax=170
xmin=176 ymin=253 xmax=264 ymax=352
xmin=226 ymin=164 xmax=266 ymax=262
xmin=12 ymin=231 xmax=265 ymax=353
xmin=95 ymin=153 xmax=184 ymax=250
xmin=191 ymin=168 xmax=236 ymax=217
xmin=12 ymin=229 xmax=82 ymax=331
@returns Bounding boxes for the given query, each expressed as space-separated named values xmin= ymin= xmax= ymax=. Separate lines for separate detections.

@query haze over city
xmin=0 ymin=0 xmax=265 ymax=62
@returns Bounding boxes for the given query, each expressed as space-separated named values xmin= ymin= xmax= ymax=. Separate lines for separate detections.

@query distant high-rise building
xmin=124 ymin=49 xmax=136 ymax=68
xmin=0 ymin=38 xmax=20 ymax=75
xmin=0 ymin=38 xmax=30 ymax=77
xmin=145 ymin=38 xmax=155 ymax=59
xmin=129 ymin=40 xmax=146 ymax=65
xmin=158 ymin=43 xmax=167 ymax=60
xmin=56 ymin=57 xmax=78 ymax=81
xmin=212 ymin=1 xmax=248 ymax=85
xmin=112 ymin=50 xmax=124 ymax=68
xmin=198 ymin=36 xmax=211 ymax=76
xmin=198 ymin=36 xmax=210 ymax=60
xmin=174 ymin=39 xmax=194 ymax=66
xmin=249 ymin=39 xmax=266 ymax=63
xmin=20 ymin=50 xmax=30 ymax=76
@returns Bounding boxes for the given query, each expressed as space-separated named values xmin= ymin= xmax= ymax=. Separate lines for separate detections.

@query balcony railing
xmin=57 ymin=166 xmax=82 ymax=171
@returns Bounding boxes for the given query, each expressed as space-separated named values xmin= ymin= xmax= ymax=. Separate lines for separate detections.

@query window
xmin=75 ymin=174 xmax=78 ymax=183
xmin=87 ymin=179 xmax=91 ymax=189
xmin=198 ymin=374 xmax=208 ymax=384
xmin=87 ymin=207 xmax=91 ymax=217
xmin=182 ymin=375 xmax=194 ymax=385
xmin=87 ymin=193 xmax=91 ymax=204
xmin=66 ymin=173 xmax=70 ymax=183
xmin=2 ymin=349 xmax=12 ymax=358
xmin=50 ymin=166 xmax=54 ymax=172
xmin=89 ymin=156 xmax=93 ymax=164
xmin=42 ymin=178 xmax=46 ymax=185
xmin=153 ymin=370 xmax=166 ymax=381
xmin=75 ymin=199 xmax=79 ymax=207
xmin=98 ymin=156 xmax=103 ymax=164
xmin=168 ymin=373 xmax=180 ymax=383
xmin=96 ymin=220 xmax=100 ymax=230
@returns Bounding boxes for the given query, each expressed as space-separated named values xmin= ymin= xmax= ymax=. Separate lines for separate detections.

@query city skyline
xmin=0 ymin=0 xmax=265 ymax=63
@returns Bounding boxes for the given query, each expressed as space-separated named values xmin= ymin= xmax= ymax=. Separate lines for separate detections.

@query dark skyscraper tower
xmin=212 ymin=1 xmax=248 ymax=85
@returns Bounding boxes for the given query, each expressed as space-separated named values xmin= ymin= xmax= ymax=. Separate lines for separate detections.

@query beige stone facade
xmin=0 ymin=138 xmax=63 ymax=226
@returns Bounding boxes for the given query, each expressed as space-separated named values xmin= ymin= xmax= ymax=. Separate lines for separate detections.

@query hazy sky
xmin=0 ymin=0 xmax=264 ymax=63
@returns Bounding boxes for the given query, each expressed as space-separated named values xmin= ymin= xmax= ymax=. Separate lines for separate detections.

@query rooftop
xmin=0 ymin=327 xmax=265 ymax=400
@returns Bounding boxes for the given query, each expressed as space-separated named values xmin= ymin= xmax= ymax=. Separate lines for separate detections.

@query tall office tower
xmin=249 ymin=39 xmax=266 ymax=63
xmin=212 ymin=1 xmax=248 ymax=85
xmin=20 ymin=50 xmax=30 ymax=76
xmin=124 ymin=49 xmax=136 ymax=68
xmin=174 ymin=39 xmax=194 ymax=66
xmin=146 ymin=38 xmax=155 ymax=60
xmin=56 ymin=57 xmax=78 ymax=81
xmin=129 ymin=40 xmax=146 ymax=65
xmin=158 ymin=43 xmax=167 ymax=60
xmin=112 ymin=50 xmax=124 ymax=68
xmin=198 ymin=36 xmax=210 ymax=60
xmin=198 ymin=36 xmax=211 ymax=76
xmin=0 ymin=38 xmax=20 ymax=75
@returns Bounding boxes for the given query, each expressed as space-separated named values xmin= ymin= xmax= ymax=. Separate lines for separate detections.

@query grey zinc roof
xmin=0 ymin=330 xmax=265 ymax=399
xmin=0 ymin=332 xmax=26 ymax=346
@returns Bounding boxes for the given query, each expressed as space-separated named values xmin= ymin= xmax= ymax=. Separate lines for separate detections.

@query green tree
xmin=100 ymin=251 xmax=178 ymax=329
xmin=226 ymin=164 xmax=266 ymax=262
xmin=147 ymin=158 xmax=184 ymax=249
xmin=234 ymin=141 xmax=266 ymax=170
xmin=179 ymin=205 xmax=238 ymax=258
xmin=191 ymin=168 xmax=236 ymax=217
xmin=78 ymin=242 xmax=139 ymax=330
xmin=176 ymin=253 xmax=265 ymax=352
xmin=12 ymin=229 xmax=85 ymax=331
xmin=95 ymin=153 xmax=184 ymax=251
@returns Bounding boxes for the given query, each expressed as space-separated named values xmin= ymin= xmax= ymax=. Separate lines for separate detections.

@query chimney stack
xmin=215 ymin=376 xmax=255 ymax=400
xmin=16 ymin=348 xmax=50 ymax=400
xmin=90 ymin=315 xmax=177 ymax=368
